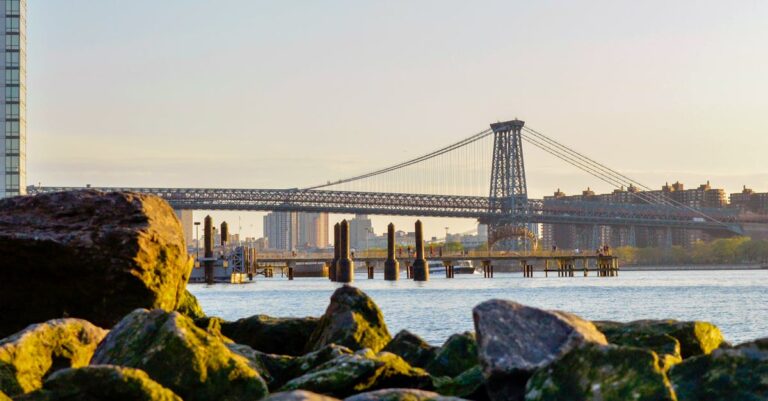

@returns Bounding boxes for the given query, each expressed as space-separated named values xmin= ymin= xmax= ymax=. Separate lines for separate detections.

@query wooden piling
xmin=337 ymin=220 xmax=354 ymax=283
xmin=384 ymin=223 xmax=399 ymax=281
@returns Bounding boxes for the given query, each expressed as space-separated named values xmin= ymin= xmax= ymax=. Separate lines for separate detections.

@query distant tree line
xmin=614 ymin=237 xmax=768 ymax=266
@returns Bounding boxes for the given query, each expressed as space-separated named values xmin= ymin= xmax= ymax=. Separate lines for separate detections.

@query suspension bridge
xmin=28 ymin=119 xmax=764 ymax=246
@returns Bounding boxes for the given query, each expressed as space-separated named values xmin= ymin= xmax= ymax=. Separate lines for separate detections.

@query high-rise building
xmin=297 ymin=212 xmax=329 ymax=249
xmin=263 ymin=211 xmax=298 ymax=250
xmin=349 ymin=214 xmax=373 ymax=250
xmin=1 ymin=0 xmax=26 ymax=198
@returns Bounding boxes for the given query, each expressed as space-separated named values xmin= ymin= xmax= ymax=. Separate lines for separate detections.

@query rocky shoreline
xmin=1 ymin=191 xmax=767 ymax=400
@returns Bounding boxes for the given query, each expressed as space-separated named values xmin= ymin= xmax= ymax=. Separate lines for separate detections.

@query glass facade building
xmin=1 ymin=0 xmax=25 ymax=197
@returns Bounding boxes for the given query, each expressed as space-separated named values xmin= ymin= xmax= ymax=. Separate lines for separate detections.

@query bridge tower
xmin=487 ymin=119 xmax=531 ymax=248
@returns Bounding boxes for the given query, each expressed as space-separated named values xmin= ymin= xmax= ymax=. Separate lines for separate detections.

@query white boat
xmin=427 ymin=260 xmax=477 ymax=275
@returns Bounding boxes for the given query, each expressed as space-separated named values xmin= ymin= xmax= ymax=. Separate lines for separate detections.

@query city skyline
xmin=21 ymin=1 xmax=768 ymax=238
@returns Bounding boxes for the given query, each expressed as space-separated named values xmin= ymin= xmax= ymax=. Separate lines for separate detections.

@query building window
xmin=5 ymin=138 xmax=19 ymax=153
xmin=5 ymin=121 xmax=19 ymax=135
xmin=5 ymin=86 xmax=19 ymax=102
xmin=5 ymin=1 xmax=21 ymax=15
xmin=5 ymin=156 xmax=19 ymax=172
xmin=5 ymin=174 xmax=19 ymax=190
xmin=5 ymin=51 xmax=19 ymax=67
xmin=5 ymin=69 xmax=19 ymax=84
xmin=5 ymin=16 xmax=19 ymax=32
xmin=4 ymin=103 xmax=19 ymax=119
xmin=5 ymin=33 xmax=19 ymax=50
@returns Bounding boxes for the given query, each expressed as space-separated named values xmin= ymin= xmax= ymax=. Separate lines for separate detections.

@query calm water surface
xmin=190 ymin=270 xmax=768 ymax=345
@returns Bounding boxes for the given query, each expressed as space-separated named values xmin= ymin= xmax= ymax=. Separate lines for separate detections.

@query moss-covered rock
xmin=594 ymin=319 xmax=724 ymax=359
xmin=305 ymin=286 xmax=391 ymax=353
xmin=15 ymin=366 xmax=181 ymax=401
xmin=473 ymin=300 xmax=607 ymax=401
xmin=434 ymin=365 xmax=487 ymax=400
xmin=0 ymin=318 xmax=108 ymax=396
xmin=0 ymin=190 xmax=193 ymax=338
xmin=230 ymin=342 xmax=353 ymax=390
xmin=0 ymin=390 xmax=10 ymax=401
xmin=382 ymin=330 xmax=438 ymax=369
xmin=280 ymin=349 xmax=431 ymax=398
xmin=90 ymin=309 xmax=268 ymax=401
xmin=669 ymin=347 xmax=768 ymax=400
xmin=221 ymin=314 xmax=319 ymax=356
xmin=426 ymin=332 xmax=478 ymax=378
xmin=264 ymin=390 xmax=341 ymax=400
xmin=175 ymin=290 xmax=205 ymax=319
xmin=525 ymin=343 xmax=676 ymax=401
xmin=594 ymin=328 xmax=682 ymax=371
xmin=344 ymin=388 xmax=467 ymax=401
xmin=736 ymin=336 xmax=768 ymax=352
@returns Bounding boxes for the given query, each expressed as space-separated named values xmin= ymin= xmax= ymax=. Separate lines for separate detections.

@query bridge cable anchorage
xmin=521 ymin=126 xmax=730 ymax=228
xmin=302 ymin=128 xmax=493 ymax=191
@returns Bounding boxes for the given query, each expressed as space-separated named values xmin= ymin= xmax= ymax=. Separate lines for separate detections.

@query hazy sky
xmin=27 ymin=1 xmax=768 ymax=238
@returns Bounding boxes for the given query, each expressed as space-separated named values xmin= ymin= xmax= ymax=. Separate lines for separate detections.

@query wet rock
xmin=90 ymin=309 xmax=268 ymax=401
xmin=175 ymin=290 xmax=205 ymax=319
xmin=305 ymin=286 xmax=391 ymax=353
xmin=473 ymin=300 xmax=607 ymax=401
xmin=382 ymin=330 xmax=438 ymax=369
xmin=596 ymin=328 xmax=682 ymax=371
xmin=669 ymin=346 xmax=768 ymax=400
xmin=280 ymin=349 xmax=431 ymax=398
xmin=15 ymin=365 xmax=181 ymax=401
xmin=0 ymin=391 xmax=9 ymax=401
xmin=594 ymin=319 xmax=724 ymax=359
xmin=735 ymin=336 xmax=768 ymax=352
xmin=264 ymin=390 xmax=341 ymax=400
xmin=222 ymin=314 xmax=319 ymax=356
xmin=426 ymin=332 xmax=478 ymax=378
xmin=0 ymin=318 xmax=108 ymax=395
xmin=525 ymin=343 xmax=676 ymax=401
xmin=344 ymin=388 xmax=467 ymax=401
xmin=0 ymin=190 xmax=192 ymax=338
xmin=434 ymin=365 xmax=488 ymax=400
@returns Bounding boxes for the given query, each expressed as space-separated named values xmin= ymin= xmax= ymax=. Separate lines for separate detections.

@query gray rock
xmin=670 ymin=346 xmax=768 ymax=400
xmin=305 ymin=286 xmax=391 ymax=353
xmin=472 ymin=300 xmax=607 ymax=401
xmin=221 ymin=315 xmax=319 ymax=356
xmin=264 ymin=390 xmax=341 ymax=401
xmin=91 ymin=309 xmax=268 ymax=401
xmin=425 ymin=332 xmax=478 ymax=378
xmin=345 ymin=388 xmax=467 ymax=401
xmin=0 ymin=190 xmax=193 ymax=338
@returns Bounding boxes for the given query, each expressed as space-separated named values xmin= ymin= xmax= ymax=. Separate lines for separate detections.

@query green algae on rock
xmin=305 ymin=286 xmax=391 ymax=353
xmin=525 ymin=343 xmax=676 ymax=401
xmin=0 ymin=190 xmax=193 ymax=338
xmin=669 ymin=347 xmax=768 ymax=401
xmin=344 ymin=388 xmax=468 ymax=401
xmin=175 ymin=290 xmax=205 ymax=320
xmin=426 ymin=332 xmax=478 ymax=378
xmin=593 ymin=329 xmax=682 ymax=371
xmin=0 ymin=390 xmax=10 ymax=401
xmin=0 ymin=318 xmax=108 ymax=396
xmin=433 ymin=365 xmax=487 ymax=400
xmin=280 ymin=349 xmax=431 ymax=398
xmin=222 ymin=314 xmax=319 ymax=356
xmin=382 ymin=330 xmax=438 ymax=369
xmin=14 ymin=365 xmax=182 ymax=401
xmin=594 ymin=319 xmax=724 ymax=359
xmin=90 ymin=309 xmax=268 ymax=401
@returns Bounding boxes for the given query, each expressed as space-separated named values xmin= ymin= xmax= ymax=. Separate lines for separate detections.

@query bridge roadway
xmin=27 ymin=186 xmax=753 ymax=234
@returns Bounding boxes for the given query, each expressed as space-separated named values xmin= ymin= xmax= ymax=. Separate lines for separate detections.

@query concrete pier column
xmin=411 ymin=220 xmax=429 ymax=281
xmin=337 ymin=220 xmax=355 ymax=283
xmin=384 ymin=223 xmax=400 ymax=280
xmin=287 ymin=261 xmax=295 ymax=280
xmin=220 ymin=221 xmax=229 ymax=246
xmin=204 ymin=215 xmax=214 ymax=285
xmin=366 ymin=261 xmax=374 ymax=279
xmin=330 ymin=223 xmax=340 ymax=281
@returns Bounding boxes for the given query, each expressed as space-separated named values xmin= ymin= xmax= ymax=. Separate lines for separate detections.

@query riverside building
xmin=1 ymin=0 xmax=26 ymax=198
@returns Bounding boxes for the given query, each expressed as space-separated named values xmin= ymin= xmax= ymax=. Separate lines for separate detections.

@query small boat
xmin=427 ymin=260 xmax=478 ymax=275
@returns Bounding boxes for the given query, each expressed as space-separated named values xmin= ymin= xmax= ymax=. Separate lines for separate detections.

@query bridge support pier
xmin=337 ymin=220 xmax=354 ymax=283
xmin=287 ymin=262 xmax=295 ymax=280
xmin=330 ymin=223 xmax=340 ymax=282
xmin=482 ymin=260 xmax=493 ymax=278
xmin=411 ymin=220 xmax=429 ymax=281
xmin=443 ymin=261 xmax=454 ymax=278
xmin=384 ymin=223 xmax=400 ymax=281
xmin=366 ymin=261 xmax=374 ymax=279
xmin=203 ymin=215 xmax=214 ymax=285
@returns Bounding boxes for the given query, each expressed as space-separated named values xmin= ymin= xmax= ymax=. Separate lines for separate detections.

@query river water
xmin=189 ymin=270 xmax=768 ymax=345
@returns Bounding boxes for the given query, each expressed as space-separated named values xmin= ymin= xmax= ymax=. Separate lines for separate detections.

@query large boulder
xmin=594 ymin=320 xmax=724 ymax=359
xmin=382 ymin=330 xmax=438 ymax=369
xmin=525 ymin=343 xmax=676 ymax=401
xmin=425 ymin=332 xmax=478 ymax=378
xmin=175 ymin=290 xmax=205 ymax=319
xmin=90 ymin=309 xmax=268 ymax=401
xmin=305 ymin=286 xmax=391 ymax=353
xmin=14 ymin=365 xmax=182 ymax=401
xmin=434 ymin=365 xmax=487 ymax=400
xmin=280 ymin=349 xmax=431 ymax=398
xmin=669 ymin=346 xmax=768 ymax=400
xmin=345 ymin=389 xmax=467 ymax=401
xmin=0 ymin=391 xmax=8 ymax=401
xmin=472 ymin=300 xmax=607 ymax=401
xmin=593 ymin=327 xmax=682 ymax=371
xmin=0 ymin=190 xmax=193 ymax=337
xmin=0 ymin=318 xmax=108 ymax=396
xmin=222 ymin=314 xmax=319 ymax=356
xmin=264 ymin=390 xmax=341 ymax=400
